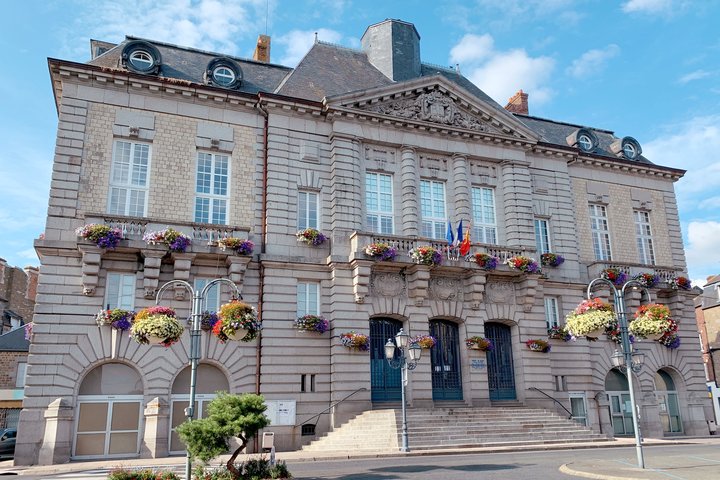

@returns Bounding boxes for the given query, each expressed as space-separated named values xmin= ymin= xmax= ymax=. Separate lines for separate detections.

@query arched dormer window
xmin=121 ymin=40 xmax=162 ymax=75
xmin=204 ymin=57 xmax=243 ymax=90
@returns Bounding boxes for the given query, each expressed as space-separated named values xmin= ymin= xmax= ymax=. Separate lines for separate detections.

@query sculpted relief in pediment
xmin=363 ymin=90 xmax=501 ymax=134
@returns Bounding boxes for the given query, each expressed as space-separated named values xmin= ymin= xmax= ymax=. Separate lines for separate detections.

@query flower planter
xmin=226 ymin=328 xmax=249 ymax=341
xmin=146 ymin=334 xmax=168 ymax=345
xmin=647 ymin=332 xmax=664 ymax=341
xmin=529 ymin=345 xmax=545 ymax=352
xmin=585 ymin=327 xmax=605 ymax=338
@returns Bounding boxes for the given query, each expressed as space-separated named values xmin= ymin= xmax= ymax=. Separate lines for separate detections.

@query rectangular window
xmin=297 ymin=191 xmax=319 ymax=230
xmin=570 ymin=394 xmax=588 ymax=426
xmin=544 ymin=297 xmax=559 ymax=329
xmin=194 ymin=152 xmax=229 ymax=224
xmin=297 ymin=282 xmax=319 ymax=317
xmin=534 ymin=218 xmax=551 ymax=254
xmin=420 ymin=180 xmax=446 ymax=239
xmin=194 ymin=278 xmax=220 ymax=312
xmin=105 ymin=273 xmax=135 ymax=310
xmin=634 ymin=210 xmax=655 ymax=265
xmin=15 ymin=362 xmax=27 ymax=388
xmin=365 ymin=172 xmax=394 ymax=234
xmin=471 ymin=187 xmax=497 ymax=244
xmin=108 ymin=140 xmax=150 ymax=217
xmin=589 ymin=204 xmax=612 ymax=261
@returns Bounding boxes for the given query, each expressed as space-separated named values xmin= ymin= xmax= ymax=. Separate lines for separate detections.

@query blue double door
xmin=369 ymin=318 xmax=463 ymax=402
xmin=485 ymin=323 xmax=516 ymax=401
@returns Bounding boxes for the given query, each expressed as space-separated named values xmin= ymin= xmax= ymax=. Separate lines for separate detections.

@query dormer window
xmin=204 ymin=57 xmax=243 ymax=89
xmin=578 ymin=134 xmax=593 ymax=152
xmin=610 ymin=136 xmax=642 ymax=160
xmin=121 ymin=40 xmax=162 ymax=75
xmin=567 ymin=128 xmax=598 ymax=153
xmin=623 ymin=142 xmax=637 ymax=159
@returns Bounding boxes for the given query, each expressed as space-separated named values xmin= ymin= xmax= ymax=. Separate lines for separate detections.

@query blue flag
xmin=445 ymin=219 xmax=454 ymax=245
xmin=456 ymin=220 xmax=463 ymax=247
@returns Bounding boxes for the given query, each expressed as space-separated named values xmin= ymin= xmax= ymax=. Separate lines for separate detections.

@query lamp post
xmin=588 ymin=277 xmax=648 ymax=469
xmin=384 ymin=328 xmax=422 ymax=452
xmin=155 ymin=278 xmax=240 ymax=480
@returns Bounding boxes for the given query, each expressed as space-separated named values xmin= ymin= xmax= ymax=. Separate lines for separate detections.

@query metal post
xmin=400 ymin=360 xmax=409 ymax=452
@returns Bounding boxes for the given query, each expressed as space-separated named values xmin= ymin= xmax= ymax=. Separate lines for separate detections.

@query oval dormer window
xmin=205 ymin=57 xmax=243 ymax=89
xmin=567 ymin=128 xmax=598 ymax=153
xmin=121 ymin=41 xmax=162 ymax=75
xmin=578 ymin=133 xmax=594 ymax=152
xmin=621 ymin=137 xmax=642 ymax=160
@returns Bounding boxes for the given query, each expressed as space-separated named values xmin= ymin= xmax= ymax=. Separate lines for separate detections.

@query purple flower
xmin=111 ymin=316 xmax=132 ymax=331
xmin=169 ymin=235 xmax=191 ymax=253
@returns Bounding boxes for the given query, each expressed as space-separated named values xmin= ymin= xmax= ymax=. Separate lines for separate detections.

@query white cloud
xmin=275 ymin=28 xmax=343 ymax=66
xmin=621 ymin=0 xmax=673 ymax=14
xmin=449 ymin=34 xmax=555 ymax=106
xmin=678 ymin=69 xmax=712 ymax=84
xmin=566 ymin=44 xmax=620 ymax=78
xmin=685 ymin=221 xmax=720 ymax=280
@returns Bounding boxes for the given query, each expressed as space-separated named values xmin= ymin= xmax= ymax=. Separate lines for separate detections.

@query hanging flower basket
xmin=296 ymin=228 xmax=327 ymax=246
xmin=131 ymin=306 xmax=184 ymax=346
xmin=409 ymin=246 xmax=442 ymax=266
xmin=669 ymin=276 xmax=692 ymax=291
xmin=213 ymin=301 xmax=261 ymax=342
xmin=629 ymin=304 xmax=676 ymax=340
xmin=474 ymin=253 xmax=499 ymax=270
xmin=412 ymin=334 xmax=436 ymax=349
xmin=547 ymin=325 xmax=573 ymax=342
xmin=200 ymin=312 xmax=219 ymax=332
xmin=24 ymin=322 xmax=33 ymax=341
xmin=604 ymin=322 xmax=635 ymax=345
xmin=217 ymin=238 xmax=254 ymax=255
xmin=364 ymin=242 xmax=398 ymax=261
xmin=540 ymin=253 xmax=565 ymax=267
xmin=526 ymin=339 xmax=551 ymax=353
xmin=505 ymin=256 xmax=541 ymax=274
xmin=634 ymin=272 xmax=660 ymax=289
xmin=96 ymin=308 xmax=135 ymax=331
xmin=76 ymin=224 xmax=124 ymax=249
xmin=466 ymin=336 xmax=493 ymax=351
xmin=294 ymin=314 xmax=329 ymax=334
xmin=143 ymin=227 xmax=192 ymax=253
xmin=601 ymin=268 xmax=627 ymax=286
xmin=340 ymin=331 xmax=369 ymax=351
xmin=658 ymin=333 xmax=681 ymax=349
xmin=565 ymin=298 xmax=616 ymax=338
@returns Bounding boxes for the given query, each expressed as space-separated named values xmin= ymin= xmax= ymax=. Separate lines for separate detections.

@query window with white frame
xmin=365 ymin=172 xmax=394 ymax=234
xmin=471 ymin=187 xmax=497 ymax=244
xmin=534 ymin=218 xmax=551 ymax=254
xmin=15 ymin=362 xmax=27 ymax=388
xmin=634 ymin=210 xmax=655 ymax=265
xmin=544 ymin=297 xmax=560 ymax=329
xmin=297 ymin=282 xmax=319 ymax=317
xmin=105 ymin=273 xmax=136 ymax=310
xmin=589 ymin=204 xmax=612 ymax=261
xmin=194 ymin=278 xmax=221 ymax=313
xmin=195 ymin=152 xmax=229 ymax=224
xmin=297 ymin=191 xmax=319 ymax=230
xmin=108 ymin=140 xmax=150 ymax=216
xmin=420 ymin=180 xmax=446 ymax=239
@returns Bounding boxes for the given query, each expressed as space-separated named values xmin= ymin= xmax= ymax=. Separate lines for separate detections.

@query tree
xmin=176 ymin=392 xmax=271 ymax=478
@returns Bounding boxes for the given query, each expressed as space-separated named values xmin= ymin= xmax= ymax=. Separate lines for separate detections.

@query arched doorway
xmin=655 ymin=369 xmax=682 ymax=434
xmin=429 ymin=320 xmax=462 ymax=401
xmin=485 ymin=323 xmax=516 ymax=401
xmin=605 ymin=369 xmax=633 ymax=435
xmin=74 ymin=363 xmax=143 ymax=459
xmin=169 ymin=364 xmax=229 ymax=454
xmin=369 ymin=318 xmax=402 ymax=402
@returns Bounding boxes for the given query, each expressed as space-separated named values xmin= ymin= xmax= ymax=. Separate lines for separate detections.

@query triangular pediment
xmin=325 ymin=75 xmax=539 ymax=141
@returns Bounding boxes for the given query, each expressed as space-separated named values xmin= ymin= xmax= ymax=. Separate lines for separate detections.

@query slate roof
xmin=88 ymin=36 xmax=292 ymax=95
xmin=0 ymin=327 xmax=29 ymax=352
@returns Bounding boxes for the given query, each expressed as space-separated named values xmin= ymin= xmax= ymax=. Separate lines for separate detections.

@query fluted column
xmin=452 ymin=153 xmax=471 ymax=222
xmin=400 ymin=146 xmax=419 ymax=236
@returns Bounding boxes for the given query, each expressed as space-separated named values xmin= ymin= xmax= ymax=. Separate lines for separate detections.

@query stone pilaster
xmin=406 ymin=263 xmax=431 ymax=306
xmin=500 ymin=160 xmax=534 ymax=247
xmin=350 ymin=259 xmax=373 ymax=304
xmin=78 ymin=243 xmax=102 ymax=296
xmin=328 ymin=134 xmax=361 ymax=254
xmin=140 ymin=397 xmax=170 ymax=458
xmin=171 ymin=252 xmax=195 ymax=300
xmin=225 ymin=255 xmax=252 ymax=296
xmin=142 ymin=247 xmax=166 ymax=299
xmin=400 ymin=146 xmax=419 ymax=237
xmin=452 ymin=153 xmax=471 ymax=221
xmin=38 ymin=398 xmax=74 ymax=465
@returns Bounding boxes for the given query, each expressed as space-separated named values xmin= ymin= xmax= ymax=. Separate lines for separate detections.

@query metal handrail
xmin=529 ymin=387 xmax=573 ymax=419
xmin=293 ymin=387 xmax=367 ymax=428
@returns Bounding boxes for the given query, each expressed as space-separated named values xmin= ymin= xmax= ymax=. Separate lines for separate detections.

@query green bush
xmin=192 ymin=465 xmax=235 ymax=480
xmin=191 ymin=460 xmax=291 ymax=480
xmin=107 ymin=468 xmax=180 ymax=480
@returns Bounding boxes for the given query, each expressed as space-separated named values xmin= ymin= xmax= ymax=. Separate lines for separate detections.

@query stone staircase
xmin=301 ymin=407 xmax=609 ymax=452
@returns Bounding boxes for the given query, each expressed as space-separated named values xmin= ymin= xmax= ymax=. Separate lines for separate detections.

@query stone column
xmin=38 ymin=398 xmax=74 ymax=465
xmin=400 ymin=146 xmax=419 ymax=237
xmin=452 ymin=153 xmax=471 ymax=222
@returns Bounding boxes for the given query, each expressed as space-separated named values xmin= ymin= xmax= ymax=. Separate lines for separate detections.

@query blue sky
xmin=1 ymin=0 xmax=719 ymax=286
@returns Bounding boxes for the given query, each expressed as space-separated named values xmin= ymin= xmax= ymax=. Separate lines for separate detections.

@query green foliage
xmin=107 ymin=468 xmax=180 ymax=480
xmin=192 ymin=460 xmax=291 ymax=480
xmin=242 ymin=458 xmax=270 ymax=479
xmin=269 ymin=462 xmax=291 ymax=479
xmin=192 ymin=465 xmax=235 ymax=480
xmin=176 ymin=393 xmax=270 ymax=463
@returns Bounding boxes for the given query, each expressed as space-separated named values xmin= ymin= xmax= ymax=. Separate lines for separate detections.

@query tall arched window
xmin=655 ymin=369 xmax=682 ymax=434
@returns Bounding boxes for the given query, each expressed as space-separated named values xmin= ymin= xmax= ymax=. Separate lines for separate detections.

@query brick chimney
xmin=24 ymin=266 xmax=39 ymax=302
xmin=505 ymin=89 xmax=529 ymax=115
xmin=253 ymin=34 xmax=271 ymax=63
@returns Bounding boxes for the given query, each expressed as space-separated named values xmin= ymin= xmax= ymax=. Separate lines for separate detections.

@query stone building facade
xmin=695 ymin=275 xmax=720 ymax=424
xmin=15 ymin=19 xmax=710 ymax=465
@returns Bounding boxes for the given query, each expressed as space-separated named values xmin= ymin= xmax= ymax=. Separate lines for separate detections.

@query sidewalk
xmin=1 ymin=437 xmax=720 ymax=479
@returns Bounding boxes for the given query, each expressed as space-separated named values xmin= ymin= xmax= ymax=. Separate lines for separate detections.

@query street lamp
xmin=588 ymin=277 xmax=650 ymax=469
xmin=384 ymin=328 xmax=422 ymax=452
xmin=155 ymin=278 xmax=240 ymax=480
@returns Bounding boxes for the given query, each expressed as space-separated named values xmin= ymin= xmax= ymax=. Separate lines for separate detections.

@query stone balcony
xmin=586 ymin=261 xmax=684 ymax=289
